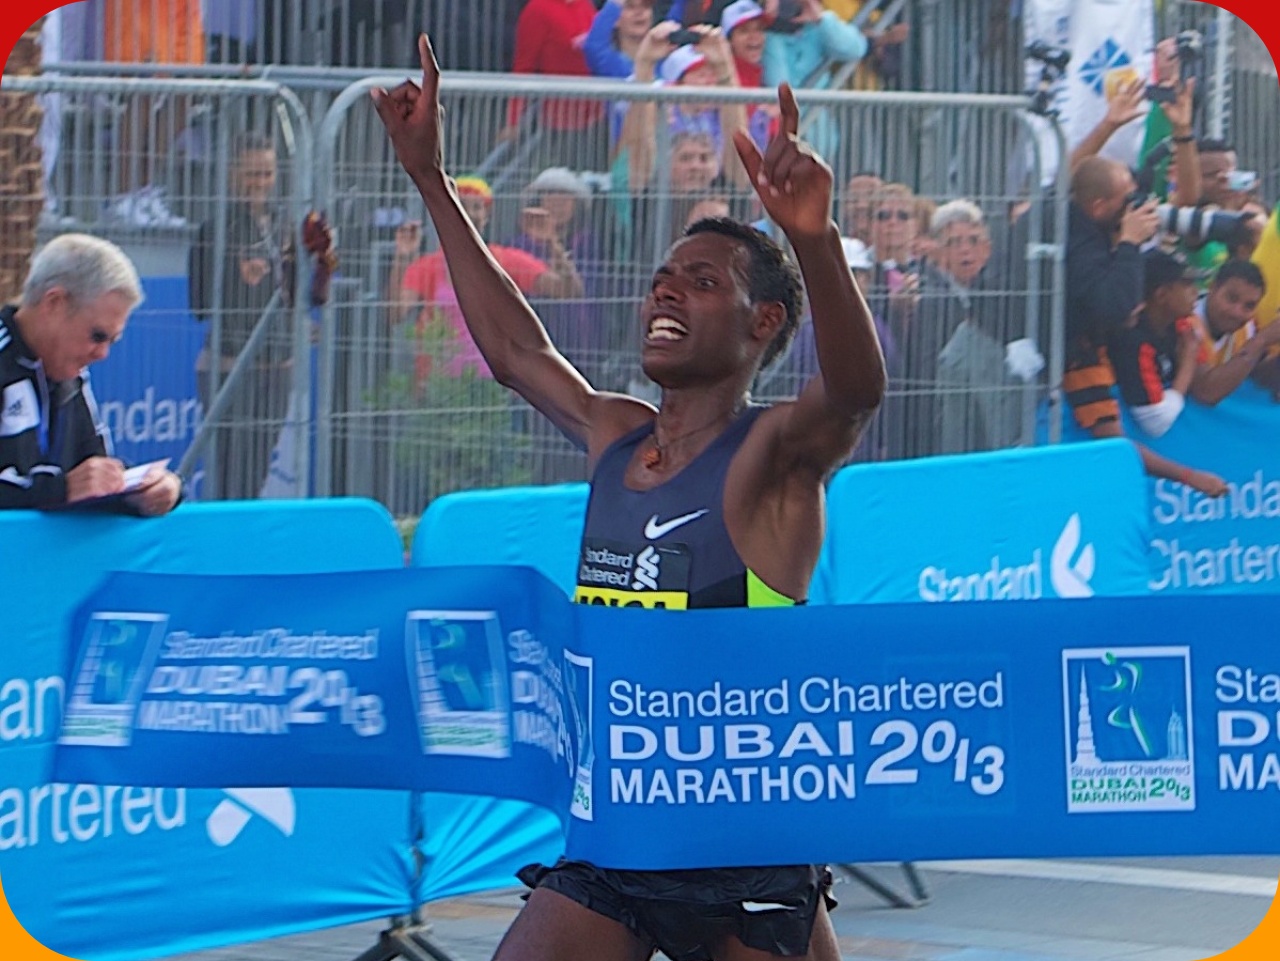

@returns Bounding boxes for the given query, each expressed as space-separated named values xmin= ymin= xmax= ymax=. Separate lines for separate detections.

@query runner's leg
xmin=491 ymin=888 xmax=652 ymax=961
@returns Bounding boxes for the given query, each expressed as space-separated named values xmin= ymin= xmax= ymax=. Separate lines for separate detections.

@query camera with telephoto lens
xmin=1157 ymin=204 xmax=1255 ymax=247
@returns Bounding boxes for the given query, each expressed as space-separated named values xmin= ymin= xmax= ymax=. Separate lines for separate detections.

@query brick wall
xmin=1 ymin=21 xmax=46 ymax=302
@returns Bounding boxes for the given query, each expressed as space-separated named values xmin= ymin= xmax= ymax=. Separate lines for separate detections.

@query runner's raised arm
xmin=372 ymin=35 xmax=651 ymax=454
xmin=731 ymin=84 xmax=886 ymax=474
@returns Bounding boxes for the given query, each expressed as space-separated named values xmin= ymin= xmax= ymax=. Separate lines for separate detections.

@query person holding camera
xmin=613 ymin=22 xmax=749 ymax=191
xmin=761 ymin=0 xmax=868 ymax=159
xmin=1063 ymin=157 xmax=1226 ymax=497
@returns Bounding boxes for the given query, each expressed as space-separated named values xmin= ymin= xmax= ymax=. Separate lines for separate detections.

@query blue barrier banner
xmin=53 ymin=565 xmax=1280 ymax=869
xmin=0 ymin=502 xmax=412 ymax=961
xmin=1142 ymin=383 xmax=1280 ymax=596
xmin=1052 ymin=387 xmax=1280 ymax=597
xmin=815 ymin=440 xmax=1154 ymax=604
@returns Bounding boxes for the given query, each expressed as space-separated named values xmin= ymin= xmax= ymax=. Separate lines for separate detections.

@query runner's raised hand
xmin=372 ymin=34 xmax=444 ymax=184
xmin=732 ymin=83 xmax=833 ymax=240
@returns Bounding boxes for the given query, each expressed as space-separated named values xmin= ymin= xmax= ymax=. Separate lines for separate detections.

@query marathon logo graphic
xmin=61 ymin=612 xmax=170 ymax=747
xmin=575 ymin=539 xmax=692 ymax=609
xmin=1061 ymin=646 xmax=1195 ymax=814
xmin=564 ymin=650 xmax=595 ymax=820
xmin=408 ymin=610 xmax=511 ymax=759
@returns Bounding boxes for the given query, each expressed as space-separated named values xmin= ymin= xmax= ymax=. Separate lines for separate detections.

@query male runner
xmin=374 ymin=34 xmax=885 ymax=961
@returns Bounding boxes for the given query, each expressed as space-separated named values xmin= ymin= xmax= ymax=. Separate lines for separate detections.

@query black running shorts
xmin=517 ymin=859 xmax=835 ymax=961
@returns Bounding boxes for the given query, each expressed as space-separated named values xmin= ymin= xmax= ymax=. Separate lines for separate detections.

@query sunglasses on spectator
xmin=876 ymin=209 xmax=913 ymax=222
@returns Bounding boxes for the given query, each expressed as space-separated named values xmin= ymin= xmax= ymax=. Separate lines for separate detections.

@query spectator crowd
xmin=10 ymin=0 xmax=1278 ymax=506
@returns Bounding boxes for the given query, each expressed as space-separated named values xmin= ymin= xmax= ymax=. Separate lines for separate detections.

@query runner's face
xmin=1206 ymin=277 xmax=1262 ymax=336
xmin=641 ymin=232 xmax=759 ymax=385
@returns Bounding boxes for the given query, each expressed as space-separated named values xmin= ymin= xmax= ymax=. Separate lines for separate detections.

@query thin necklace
xmin=642 ymin=405 xmax=744 ymax=470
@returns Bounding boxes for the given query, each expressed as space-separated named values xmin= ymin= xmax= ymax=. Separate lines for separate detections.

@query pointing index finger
xmin=419 ymin=33 xmax=440 ymax=99
xmin=778 ymin=83 xmax=799 ymax=138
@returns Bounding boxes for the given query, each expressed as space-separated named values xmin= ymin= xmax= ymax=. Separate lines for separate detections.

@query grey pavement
xmin=171 ymin=858 xmax=1279 ymax=961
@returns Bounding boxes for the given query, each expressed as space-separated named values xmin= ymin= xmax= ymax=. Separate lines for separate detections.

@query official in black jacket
xmin=0 ymin=233 xmax=182 ymax=513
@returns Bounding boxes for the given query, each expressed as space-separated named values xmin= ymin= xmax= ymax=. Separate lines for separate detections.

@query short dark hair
xmin=682 ymin=217 xmax=803 ymax=370
xmin=1213 ymin=258 xmax=1266 ymax=293
xmin=1196 ymin=137 xmax=1234 ymax=155
xmin=232 ymin=131 xmax=275 ymax=158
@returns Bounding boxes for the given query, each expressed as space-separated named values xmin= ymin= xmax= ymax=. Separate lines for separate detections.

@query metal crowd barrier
xmin=2 ymin=74 xmax=314 ymax=502
xmin=8 ymin=11 xmax=1276 ymax=517
xmin=310 ymin=76 xmax=1067 ymax=511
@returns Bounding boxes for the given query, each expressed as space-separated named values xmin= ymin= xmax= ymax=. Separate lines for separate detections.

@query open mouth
xmin=647 ymin=317 xmax=690 ymax=343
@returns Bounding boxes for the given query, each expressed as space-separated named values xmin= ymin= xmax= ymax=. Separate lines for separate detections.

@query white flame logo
xmin=1051 ymin=514 xmax=1095 ymax=599
xmin=206 ymin=788 xmax=296 ymax=847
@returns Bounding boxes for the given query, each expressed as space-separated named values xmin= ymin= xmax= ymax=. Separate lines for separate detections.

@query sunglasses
xmin=876 ymin=209 xmax=913 ymax=222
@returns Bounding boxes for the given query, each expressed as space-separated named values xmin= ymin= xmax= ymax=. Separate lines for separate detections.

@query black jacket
xmin=0 ymin=305 xmax=112 ymax=508
xmin=1066 ymin=203 xmax=1145 ymax=347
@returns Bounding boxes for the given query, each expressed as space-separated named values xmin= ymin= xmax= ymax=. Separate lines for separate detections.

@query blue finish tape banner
xmin=53 ymin=565 xmax=1280 ymax=870
xmin=0 ymin=503 xmax=410 ymax=961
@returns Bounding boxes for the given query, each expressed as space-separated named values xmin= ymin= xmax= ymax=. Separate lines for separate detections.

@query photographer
xmin=1064 ymin=157 xmax=1225 ymax=497
xmin=1180 ymin=139 xmax=1266 ymax=276
xmin=761 ymin=0 xmax=868 ymax=159
xmin=613 ymin=23 xmax=749 ymax=190
xmin=1069 ymin=67 xmax=1200 ymax=210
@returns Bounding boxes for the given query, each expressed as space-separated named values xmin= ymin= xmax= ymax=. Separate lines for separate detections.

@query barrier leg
xmin=349 ymin=794 xmax=462 ymax=961
xmin=350 ymin=915 xmax=461 ymax=961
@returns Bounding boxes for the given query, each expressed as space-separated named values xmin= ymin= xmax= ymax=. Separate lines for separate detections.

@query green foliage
xmin=372 ymin=310 xmax=532 ymax=506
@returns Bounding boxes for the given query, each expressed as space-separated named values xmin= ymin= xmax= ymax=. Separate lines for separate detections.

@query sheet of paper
xmin=120 ymin=458 xmax=171 ymax=493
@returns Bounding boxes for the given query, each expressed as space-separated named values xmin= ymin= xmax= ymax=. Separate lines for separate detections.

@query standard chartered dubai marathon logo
xmin=1061 ymin=646 xmax=1195 ymax=814
xmin=1050 ymin=513 xmax=1095 ymax=598
xmin=206 ymin=788 xmax=296 ymax=846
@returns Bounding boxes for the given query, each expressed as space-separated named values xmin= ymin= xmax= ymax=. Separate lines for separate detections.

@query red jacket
xmin=508 ymin=0 xmax=604 ymax=131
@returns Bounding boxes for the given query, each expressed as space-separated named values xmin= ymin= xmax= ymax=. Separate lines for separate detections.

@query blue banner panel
xmin=815 ymin=440 xmax=1154 ymax=604
xmin=0 ymin=502 xmax=411 ymax=961
xmin=1141 ymin=384 xmax=1280 ymax=596
xmin=53 ymin=566 xmax=1280 ymax=870
xmin=1052 ymin=387 xmax=1280 ymax=597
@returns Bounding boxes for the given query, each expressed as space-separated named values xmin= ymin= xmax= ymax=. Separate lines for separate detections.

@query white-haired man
xmin=0 ymin=233 xmax=183 ymax=513
xmin=929 ymin=200 xmax=1028 ymax=454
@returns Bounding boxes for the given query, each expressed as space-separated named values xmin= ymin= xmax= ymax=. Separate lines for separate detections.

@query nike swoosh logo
xmin=741 ymin=900 xmax=789 ymax=913
xmin=643 ymin=509 xmax=708 ymax=540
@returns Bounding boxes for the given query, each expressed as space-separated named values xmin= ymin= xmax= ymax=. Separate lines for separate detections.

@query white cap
xmin=661 ymin=45 xmax=708 ymax=85
xmin=525 ymin=166 xmax=590 ymax=199
xmin=841 ymin=236 xmax=873 ymax=271
xmin=721 ymin=0 xmax=765 ymax=36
